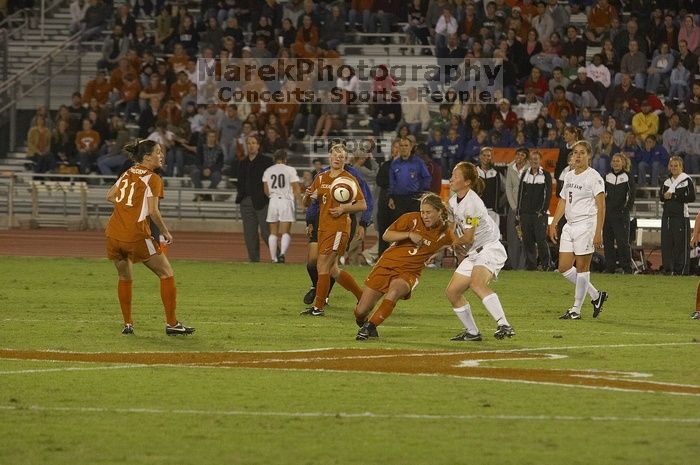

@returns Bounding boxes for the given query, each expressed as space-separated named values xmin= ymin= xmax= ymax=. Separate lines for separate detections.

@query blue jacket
xmin=635 ymin=144 xmax=669 ymax=165
xmin=463 ymin=138 xmax=484 ymax=163
xmin=388 ymin=154 xmax=432 ymax=197
xmin=305 ymin=164 xmax=374 ymax=227
xmin=427 ymin=137 xmax=446 ymax=161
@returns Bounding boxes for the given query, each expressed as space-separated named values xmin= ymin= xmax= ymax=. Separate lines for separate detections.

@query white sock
xmin=561 ymin=267 xmax=599 ymax=300
xmin=482 ymin=293 xmax=509 ymax=326
xmin=573 ymin=271 xmax=590 ymax=313
xmin=453 ymin=304 xmax=479 ymax=334
xmin=268 ymin=235 xmax=278 ymax=262
xmin=280 ymin=233 xmax=291 ymax=255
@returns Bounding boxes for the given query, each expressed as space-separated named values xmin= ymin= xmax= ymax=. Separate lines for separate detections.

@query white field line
xmin=0 ymin=404 xmax=698 ymax=423
xmin=0 ymin=365 xmax=149 ymax=375
xmin=0 ymin=341 xmax=697 ymax=357
xmin=0 ymin=318 xmax=685 ymax=336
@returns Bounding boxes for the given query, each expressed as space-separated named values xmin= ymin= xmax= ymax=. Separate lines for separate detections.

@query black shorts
xmin=308 ymin=215 xmax=357 ymax=244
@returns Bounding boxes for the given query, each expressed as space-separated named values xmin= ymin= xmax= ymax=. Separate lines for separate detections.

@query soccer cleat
xmin=494 ymin=325 xmax=515 ymax=339
xmin=300 ymin=307 xmax=325 ymax=316
xmin=450 ymin=330 xmax=482 ymax=341
xmin=692 ymin=311 xmax=700 ymax=320
xmin=121 ymin=324 xmax=134 ymax=335
xmin=277 ymin=254 xmax=285 ymax=264
xmin=356 ymin=322 xmax=379 ymax=340
xmin=592 ymin=290 xmax=608 ymax=318
xmin=165 ymin=322 xmax=195 ymax=336
xmin=559 ymin=309 xmax=581 ymax=320
xmin=303 ymin=287 xmax=316 ymax=305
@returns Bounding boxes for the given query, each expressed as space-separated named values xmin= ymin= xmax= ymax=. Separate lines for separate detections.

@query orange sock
xmin=118 ymin=279 xmax=133 ymax=325
xmin=335 ymin=270 xmax=363 ymax=300
xmin=314 ymin=274 xmax=330 ymax=309
xmin=369 ymin=299 xmax=396 ymax=326
xmin=160 ymin=276 xmax=177 ymax=326
xmin=696 ymin=282 xmax=700 ymax=311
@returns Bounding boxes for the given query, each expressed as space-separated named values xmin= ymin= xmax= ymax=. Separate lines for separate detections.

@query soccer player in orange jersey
xmin=105 ymin=139 xmax=194 ymax=336
xmin=690 ymin=210 xmax=700 ymax=320
xmin=354 ymin=193 xmax=454 ymax=340
xmin=300 ymin=141 xmax=367 ymax=316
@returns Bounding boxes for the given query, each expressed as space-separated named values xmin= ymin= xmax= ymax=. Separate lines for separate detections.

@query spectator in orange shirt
xmin=585 ymin=0 xmax=617 ymax=44
xmin=169 ymin=71 xmax=191 ymax=103
xmin=547 ymin=85 xmax=575 ymax=120
xmin=75 ymin=118 xmax=102 ymax=174
xmin=114 ymin=73 xmax=141 ymax=120
xmin=139 ymin=73 xmax=166 ymax=109
xmin=292 ymin=14 xmax=319 ymax=58
xmin=168 ymin=43 xmax=190 ymax=74
xmin=83 ymin=69 xmax=112 ymax=106
xmin=110 ymin=57 xmax=136 ymax=93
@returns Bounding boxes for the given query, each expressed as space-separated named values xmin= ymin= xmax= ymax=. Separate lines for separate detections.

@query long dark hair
xmin=123 ymin=139 xmax=158 ymax=162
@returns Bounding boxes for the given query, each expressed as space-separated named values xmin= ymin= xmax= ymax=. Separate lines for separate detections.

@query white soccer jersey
xmin=560 ymin=167 xmax=605 ymax=224
xmin=262 ymin=164 xmax=300 ymax=201
xmin=448 ymin=189 xmax=500 ymax=253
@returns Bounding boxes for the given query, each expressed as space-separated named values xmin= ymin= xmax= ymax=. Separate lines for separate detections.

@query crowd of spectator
xmin=14 ymin=0 xmax=700 ymax=274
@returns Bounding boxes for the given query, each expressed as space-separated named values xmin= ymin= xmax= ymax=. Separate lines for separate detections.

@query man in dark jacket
xmin=191 ymin=130 xmax=223 ymax=200
xmin=236 ymin=135 xmax=274 ymax=262
xmin=517 ymin=150 xmax=552 ymax=270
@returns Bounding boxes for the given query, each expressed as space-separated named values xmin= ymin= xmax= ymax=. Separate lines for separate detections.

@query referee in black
xmin=603 ymin=153 xmax=635 ymax=274
xmin=517 ymin=150 xmax=552 ymax=271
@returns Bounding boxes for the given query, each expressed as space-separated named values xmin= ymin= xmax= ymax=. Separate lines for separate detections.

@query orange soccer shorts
xmin=317 ymin=230 xmax=349 ymax=257
xmin=106 ymin=236 xmax=161 ymax=263
xmin=364 ymin=265 xmax=418 ymax=300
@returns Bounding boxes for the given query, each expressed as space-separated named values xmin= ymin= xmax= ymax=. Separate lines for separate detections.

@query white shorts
xmin=266 ymin=197 xmax=295 ymax=223
xmin=559 ymin=220 xmax=595 ymax=255
xmin=455 ymin=241 xmax=507 ymax=278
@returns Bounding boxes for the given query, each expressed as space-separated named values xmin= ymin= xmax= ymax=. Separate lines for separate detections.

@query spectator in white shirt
xmin=399 ymin=87 xmax=431 ymax=135
xmin=435 ymin=8 xmax=458 ymax=50
xmin=586 ymin=54 xmax=611 ymax=89
xmin=515 ymin=88 xmax=544 ymax=123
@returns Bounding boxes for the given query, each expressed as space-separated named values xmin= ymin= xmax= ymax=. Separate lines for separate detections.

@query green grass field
xmin=1 ymin=256 xmax=699 ymax=465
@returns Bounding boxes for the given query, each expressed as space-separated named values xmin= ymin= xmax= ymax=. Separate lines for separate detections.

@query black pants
xmin=603 ymin=211 xmax=632 ymax=273
xmin=521 ymin=213 xmax=550 ymax=270
xmin=376 ymin=192 xmax=393 ymax=256
xmin=661 ymin=216 xmax=690 ymax=275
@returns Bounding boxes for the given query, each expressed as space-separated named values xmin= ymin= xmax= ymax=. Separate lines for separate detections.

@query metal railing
xmin=0 ymin=32 xmax=83 ymax=152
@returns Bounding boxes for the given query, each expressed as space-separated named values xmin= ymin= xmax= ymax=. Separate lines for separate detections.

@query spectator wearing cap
xmin=568 ymin=67 xmax=602 ymax=110
xmin=636 ymin=135 xmax=669 ymax=187
xmin=493 ymin=98 xmax=518 ymax=130
xmin=632 ymin=100 xmax=659 ymax=142
xmin=585 ymin=0 xmax=618 ymax=44
xmin=646 ymin=42 xmax=674 ymax=95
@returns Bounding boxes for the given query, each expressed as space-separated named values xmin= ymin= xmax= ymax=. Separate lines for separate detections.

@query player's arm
xmin=453 ymin=225 xmax=475 ymax=249
xmin=106 ymin=182 xmax=119 ymax=204
xmin=691 ymin=211 xmax=700 ymax=247
xmin=383 ymin=227 xmax=422 ymax=245
xmin=148 ymin=196 xmax=172 ymax=243
xmin=263 ymin=181 xmax=270 ymax=198
xmin=548 ymin=198 xmax=566 ymax=242
xmin=593 ymin=192 xmax=605 ymax=248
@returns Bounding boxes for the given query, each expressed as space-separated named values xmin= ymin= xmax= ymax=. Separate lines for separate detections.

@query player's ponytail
xmin=123 ymin=138 xmax=157 ymax=163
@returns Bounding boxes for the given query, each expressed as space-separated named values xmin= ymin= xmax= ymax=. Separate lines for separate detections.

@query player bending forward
xmin=354 ymin=193 xmax=454 ymax=340
xmin=105 ymin=139 xmax=194 ymax=335
xmin=446 ymin=162 xmax=515 ymax=341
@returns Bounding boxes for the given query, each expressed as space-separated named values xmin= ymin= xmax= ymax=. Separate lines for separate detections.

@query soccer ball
xmin=330 ymin=176 xmax=357 ymax=204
